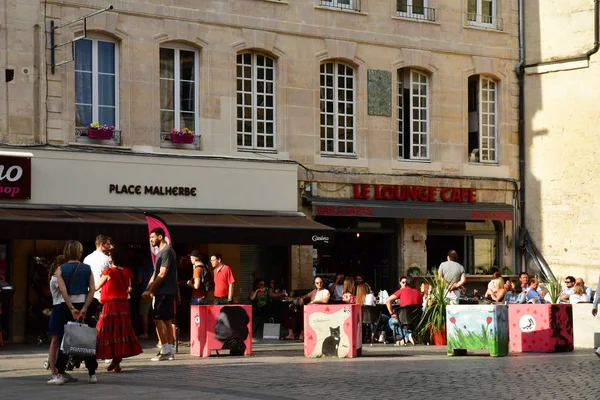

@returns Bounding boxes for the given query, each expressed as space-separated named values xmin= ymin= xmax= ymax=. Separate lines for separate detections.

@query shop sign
xmin=109 ymin=184 xmax=197 ymax=197
xmin=353 ymin=184 xmax=476 ymax=203
xmin=311 ymin=234 xmax=332 ymax=245
xmin=0 ymin=155 xmax=31 ymax=199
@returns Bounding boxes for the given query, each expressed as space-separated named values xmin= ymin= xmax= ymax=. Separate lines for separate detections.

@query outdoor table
xmin=446 ymin=304 xmax=509 ymax=357
xmin=304 ymin=303 xmax=362 ymax=358
xmin=508 ymin=303 xmax=573 ymax=353
xmin=190 ymin=304 xmax=253 ymax=357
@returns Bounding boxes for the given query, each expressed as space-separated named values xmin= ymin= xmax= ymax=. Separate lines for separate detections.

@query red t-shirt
xmin=100 ymin=267 xmax=133 ymax=303
xmin=213 ymin=264 xmax=235 ymax=297
xmin=392 ymin=287 xmax=423 ymax=307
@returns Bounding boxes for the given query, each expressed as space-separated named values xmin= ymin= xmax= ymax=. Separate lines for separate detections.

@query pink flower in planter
xmin=449 ymin=317 xmax=456 ymax=324
xmin=486 ymin=317 xmax=493 ymax=324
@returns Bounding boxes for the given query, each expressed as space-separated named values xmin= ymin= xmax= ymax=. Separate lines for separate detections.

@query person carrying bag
xmin=48 ymin=240 xmax=98 ymax=386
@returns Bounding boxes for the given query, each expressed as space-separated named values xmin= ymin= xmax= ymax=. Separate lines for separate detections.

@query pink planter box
xmin=189 ymin=305 xmax=252 ymax=357
xmin=304 ymin=304 xmax=362 ymax=358
xmin=87 ymin=128 xmax=113 ymax=139
xmin=170 ymin=133 xmax=194 ymax=144
xmin=508 ymin=303 xmax=573 ymax=353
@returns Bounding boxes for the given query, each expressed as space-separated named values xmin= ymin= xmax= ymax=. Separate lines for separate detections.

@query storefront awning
xmin=0 ymin=208 xmax=334 ymax=245
xmin=308 ymin=197 xmax=515 ymax=221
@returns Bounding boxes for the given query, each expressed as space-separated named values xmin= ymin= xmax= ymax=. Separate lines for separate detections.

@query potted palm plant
xmin=541 ymin=276 xmax=562 ymax=304
xmin=416 ymin=270 xmax=449 ymax=345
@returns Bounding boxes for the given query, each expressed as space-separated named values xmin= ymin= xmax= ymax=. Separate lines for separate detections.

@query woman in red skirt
xmin=95 ymin=247 xmax=143 ymax=372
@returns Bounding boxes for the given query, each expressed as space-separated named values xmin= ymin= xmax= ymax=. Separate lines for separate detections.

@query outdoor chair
xmin=361 ymin=305 xmax=382 ymax=347
xmin=391 ymin=304 xmax=423 ymax=345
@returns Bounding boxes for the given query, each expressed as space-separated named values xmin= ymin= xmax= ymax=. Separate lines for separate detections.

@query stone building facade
xmin=1 ymin=0 xmax=521 ymax=340
xmin=524 ymin=0 xmax=600 ymax=285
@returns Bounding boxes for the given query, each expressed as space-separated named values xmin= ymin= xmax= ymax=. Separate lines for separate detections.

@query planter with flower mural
xmin=446 ymin=304 xmax=509 ymax=357
xmin=170 ymin=128 xmax=195 ymax=144
xmin=87 ymin=122 xmax=114 ymax=140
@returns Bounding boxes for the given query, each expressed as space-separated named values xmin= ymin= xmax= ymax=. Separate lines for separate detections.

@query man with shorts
xmin=142 ymin=228 xmax=177 ymax=361
xmin=136 ymin=257 xmax=154 ymax=339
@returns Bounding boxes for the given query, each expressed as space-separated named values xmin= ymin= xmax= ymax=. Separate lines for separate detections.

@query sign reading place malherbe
xmin=0 ymin=154 xmax=31 ymax=200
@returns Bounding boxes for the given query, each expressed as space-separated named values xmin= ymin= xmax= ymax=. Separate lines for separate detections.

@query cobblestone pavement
xmin=0 ymin=340 xmax=598 ymax=399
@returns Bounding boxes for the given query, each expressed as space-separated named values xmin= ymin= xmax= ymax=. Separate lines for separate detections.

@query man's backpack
xmin=201 ymin=266 xmax=215 ymax=292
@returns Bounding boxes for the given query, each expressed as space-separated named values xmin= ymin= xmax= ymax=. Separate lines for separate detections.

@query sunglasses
xmin=315 ymin=281 xmax=323 ymax=285
xmin=565 ymin=281 xmax=573 ymax=284
xmin=400 ymin=281 xmax=407 ymax=284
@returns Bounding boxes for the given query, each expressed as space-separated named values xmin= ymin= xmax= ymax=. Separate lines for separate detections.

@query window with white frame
xmin=320 ymin=62 xmax=355 ymax=155
xmin=160 ymin=47 xmax=199 ymax=134
xmin=467 ymin=0 xmax=496 ymax=27
xmin=236 ymin=52 xmax=276 ymax=150
xmin=75 ymin=38 xmax=118 ymax=128
xmin=468 ymin=75 xmax=497 ymax=163
xmin=319 ymin=0 xmax=358 ymax=11
xmin=397 ymin=68 xmax=429 ymax=160
xmin=397 ymin=0 xmax=430 ymax=20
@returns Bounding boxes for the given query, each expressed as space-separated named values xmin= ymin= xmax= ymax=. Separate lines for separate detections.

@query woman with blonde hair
xmin=570 ymin=284 xmax=590 ymax=304
xmin=342 ymin=277 xmax=356 ymax=303
xmin=48 ymin=240 xmax=97 ymax=385
xmin=355 ymin=283 xmax=368 ymax=305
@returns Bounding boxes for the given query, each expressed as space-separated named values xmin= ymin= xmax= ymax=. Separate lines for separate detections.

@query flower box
xmin=170 ymin=133 xmax=195 ymax=144
xmin=87 ymin=128 xmax=113 ymax=140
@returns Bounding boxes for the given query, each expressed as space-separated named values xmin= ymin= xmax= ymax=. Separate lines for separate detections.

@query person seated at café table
xmin=303 ymin=276 xmax=330 ymax=304
xmin=570 ymin=284 xmax=590 ymax=304
xmin=503 ymin=280 xmax=520 ymax=303
xmin=342 ymin=277 xmax=356 ymax=304
xmin=485 ymin=276 xmax=506 ymax=303
xmin=267 ymin=279 xmax=288 ymax=299
xmin=386 ymin=277 xmax=423 ymax=346
xmin=526 ymin=278 xmax=544 ymax=303
xmin=282 ymin=276 xmax=330 ymax=341
xmin=328 ymin=273 xmax=344 ymax=301
xmin=249 ymin=279 xmax=270 ymax=335
xmin=559 ymin=276 xmax=576 ymax=303
xmin=575 ymin=277 xmax=593 ymax=299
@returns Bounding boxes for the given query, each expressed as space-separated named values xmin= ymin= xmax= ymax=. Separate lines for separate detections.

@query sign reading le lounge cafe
xmin=314 ymin=184 xmax=513 ymax=221
xmin=0 ymin=154 xmax=31 ymax=200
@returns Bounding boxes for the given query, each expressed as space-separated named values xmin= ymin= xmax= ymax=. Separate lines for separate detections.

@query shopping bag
xmin=262 ymin=318 xmax=280 ymax=340
xmin=61 ymin=321 xmax=96 ymax=357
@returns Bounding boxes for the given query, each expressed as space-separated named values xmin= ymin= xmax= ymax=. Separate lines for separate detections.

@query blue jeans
xmin=191 ymin=297 xmax=207 ymax=305
xmin=388 ymin=317 xmax=411 ymax=339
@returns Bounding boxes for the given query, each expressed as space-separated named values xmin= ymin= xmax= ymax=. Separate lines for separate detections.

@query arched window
xmin=397 ymin=68 xmax=429 ymax=160
xmin=468 ymin=75 xmax=498 ymax=163
xmin=320 ymin=62 xmax=355 ymax=155
xmin=160 ymin=45 xmax=199 ymax=134
xmin=75 ymin=37 xmax=119 ymax=128
xmin=236 ymin=52 xmax=276 ymax=150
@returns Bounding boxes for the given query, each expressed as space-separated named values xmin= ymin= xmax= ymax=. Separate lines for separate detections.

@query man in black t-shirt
xmin=142 ymin=228 xmax=177 ymax=361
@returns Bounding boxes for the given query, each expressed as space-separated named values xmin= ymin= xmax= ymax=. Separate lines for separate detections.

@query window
xmin=75 ymin=38 xmax=118 ymax=128
xmin=319 ymin=0 xmax=359 ymax=11
xmin=160 ymin=47 xmax=199 ymax=134
xmin=467 ymin=0 xmax=497 ymax=28
xmin=397 ymin=68 xmax=429 ymax=160
xmin=397 ymin=0 xmax=435 ymax=22
xmin=468 ymin=75 xmax=497 ymax=163
xmin=236 ymin=52 xmax=276 ymax=150
xmin=320 ymin=62 xmax=355 ymax=155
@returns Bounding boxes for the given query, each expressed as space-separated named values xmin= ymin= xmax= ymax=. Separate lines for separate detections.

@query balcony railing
xmin=465 ymin=13 xmax=503 ymax=30
xmin=159 ymin=132 xmax=201 ymax=149
xmin=75 ymin=127 xmax=121 ymax=145
xmin=319 ymin=0 xmax=361 ymax=12
xmin=396 ymin=4 xmax=436 ymax=22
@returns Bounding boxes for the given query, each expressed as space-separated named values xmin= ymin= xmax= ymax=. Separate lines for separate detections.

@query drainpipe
xmin=515 ymin=0 xmax=525 ymax=272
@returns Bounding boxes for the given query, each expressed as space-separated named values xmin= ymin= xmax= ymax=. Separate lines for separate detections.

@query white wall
xmin=0 ymin=149 xmax=299 ymax=212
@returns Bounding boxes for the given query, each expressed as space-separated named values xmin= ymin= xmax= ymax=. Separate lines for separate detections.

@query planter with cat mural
xmin=303 ymin=304 xmax=362 ymax=358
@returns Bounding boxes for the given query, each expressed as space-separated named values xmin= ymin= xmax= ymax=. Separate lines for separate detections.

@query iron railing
xmin=319 ymin=0 xmax=361 ymax=12
xmin=75 ymin=127 xmax=121 ymax=145
xmin=159 ymin=132 xmax=201 ymax=149
xmin=466 ymin=13 xmax=503 ymax=30
xmin=396 ymin=3 xmax=436 ymax=22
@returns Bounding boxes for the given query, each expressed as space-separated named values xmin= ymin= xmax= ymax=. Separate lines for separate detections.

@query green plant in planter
xmin=416 ymin=269 xmax=450 ymax=343
xmin=406 ymin=265 xmax=422 ymax=277
xmin=541 ymin=276 xmax=562 ymax=304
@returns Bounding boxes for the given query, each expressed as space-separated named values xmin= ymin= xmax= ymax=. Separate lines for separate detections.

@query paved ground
xmin=1 ymin=339 xmax=599 ymax=399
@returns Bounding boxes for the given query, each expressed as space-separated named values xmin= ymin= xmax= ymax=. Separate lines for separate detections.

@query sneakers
xmin=104 ymin=359 xmax=112 ymax=364
xmin=151 ymin=352 xmax=173 ymax=361
xmin=378 ymin=333 xmax=385 ymax=343
xmin=64 ymin=372 xmax=78 ymax=383
xmin=47 ymin=376 xmax=66 ymax=385
xmin=407 ymin=333 xmax=415 ymax=345
xmin=88 ymin=375 xmax=97 ymax=384
xmin=395 ymin=339 xmax=406 ymax=347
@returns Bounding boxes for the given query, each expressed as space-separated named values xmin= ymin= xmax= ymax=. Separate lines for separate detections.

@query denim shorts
xmin=191 ymin=297 xmax=207 ymax=305
xmin=47 ymin=304 xmax=64 ymax=336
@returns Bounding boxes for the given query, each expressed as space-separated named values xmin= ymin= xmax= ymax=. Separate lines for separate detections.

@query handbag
xmin=262 ymin=318 xmax=280 ymax=340
xmin=61 ymin=321 xmax=96 ymax=357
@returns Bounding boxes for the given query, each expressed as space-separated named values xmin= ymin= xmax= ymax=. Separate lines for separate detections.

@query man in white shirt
xmin=575 ymin=277 xmax=593 ymax=299
xmin=83 ymin=234 xmax=112 ymax=324
xmin=559 ymin=276 xmax=576 ymax=303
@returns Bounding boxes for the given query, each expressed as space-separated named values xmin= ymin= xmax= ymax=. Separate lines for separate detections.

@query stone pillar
xmin=402 ymin=219 xmax=428 ymax=276
xmin=290 ymin=245 xmax=313 ymax=292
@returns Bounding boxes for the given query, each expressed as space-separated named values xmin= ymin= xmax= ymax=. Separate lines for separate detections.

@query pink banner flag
xmin=144 ymin=213 xmax=172 ymax=265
